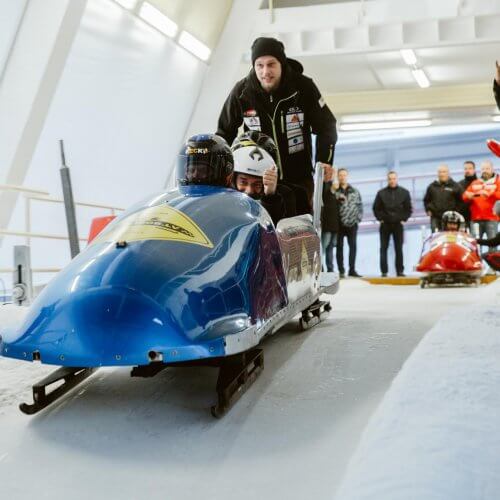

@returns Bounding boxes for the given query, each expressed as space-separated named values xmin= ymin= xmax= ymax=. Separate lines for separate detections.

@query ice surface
xmin=0 ymin=280 xmax=491 ymax=499
xmin=336 ymin=280 xmax=500 ymax=500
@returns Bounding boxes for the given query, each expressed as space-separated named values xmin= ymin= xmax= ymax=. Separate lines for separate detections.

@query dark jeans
xmin=430 ymin=216 xmax=442 ymax=233
xmin=380 ymin=222 xmax=404 ymax=275
xmin=336 ymin=224 xmax=358 ymax=274
xmin=472 ymin=220 xmax=498 ymax=251
xmin=321 ymin=231 xmax=337 ymax=272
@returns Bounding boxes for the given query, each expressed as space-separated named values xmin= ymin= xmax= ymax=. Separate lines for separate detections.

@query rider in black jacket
xmin=217 ymin=37 xmax=337 ymax=204
xmin=423 ymin=166 xmax=462 ymax=232
xmin=373 ymin=172 xmax=412 ymax=277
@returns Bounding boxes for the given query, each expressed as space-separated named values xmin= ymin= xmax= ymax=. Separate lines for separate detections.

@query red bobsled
xmin=416 ymin=231 xmax=483 ymax=287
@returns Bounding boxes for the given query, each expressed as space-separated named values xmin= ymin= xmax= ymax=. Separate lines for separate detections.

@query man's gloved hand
xmin=263 ymin=166 xmax=278 ymax=196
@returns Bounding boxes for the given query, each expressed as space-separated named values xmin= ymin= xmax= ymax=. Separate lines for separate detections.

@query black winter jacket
xmin=423 ymin=179 xmax=462 ymax=219
xmin=260 ymin=193 xmax=286 ymax=226
xmin=321 ymin=182 xmax=340 ymax=232
xmin=457 ymin=175 xmax=477 ymax=221
xmin=372 ymin=185 xmax=412 ymax=223
xmin=477 ymin=233 xmax=500 ymax=247
xmin=217 ymin=59 xmax=337 ymax=184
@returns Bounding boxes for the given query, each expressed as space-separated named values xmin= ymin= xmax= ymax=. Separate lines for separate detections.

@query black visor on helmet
xmin=177 ymin=134 xmax=233 ymax=187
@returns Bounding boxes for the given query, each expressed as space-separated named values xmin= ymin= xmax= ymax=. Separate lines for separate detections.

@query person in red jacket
xmin=463 ymin=160 xmax=500 ymax=245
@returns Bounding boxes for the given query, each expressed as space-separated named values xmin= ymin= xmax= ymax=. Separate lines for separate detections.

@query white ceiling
xmin=239 ymin=0 xmax=500 ymax=125
xmin=299 ymin=42 xmax=500 ymax=94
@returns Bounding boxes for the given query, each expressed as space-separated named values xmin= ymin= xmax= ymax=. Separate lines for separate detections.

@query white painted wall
xmin=0 ymin=0 xmax=27 ymax=81
xmin=1 ymin=0 xmax=207 ymax=290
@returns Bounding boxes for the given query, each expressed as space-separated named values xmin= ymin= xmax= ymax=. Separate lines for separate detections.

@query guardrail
xmin=0 ymin=183 xmax=124 ymax=279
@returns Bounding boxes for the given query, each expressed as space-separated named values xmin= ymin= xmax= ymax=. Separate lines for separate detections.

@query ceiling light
xmin=400 ymin=49 xmax=417 ymax=66
xmin=179 ymin=31 xmax=211 ymax=61
xmin=493 ymin=115 xmax=500 ymax=122
xmin=340 ymin=120 xmax=433 ymax=131
xmin=412 ymin=68 xmax=431 ymax=88
xmin=114 ymin=0 xmax=137 ymax=8
xmin=139 ymin=2 xmax=178 ymax=38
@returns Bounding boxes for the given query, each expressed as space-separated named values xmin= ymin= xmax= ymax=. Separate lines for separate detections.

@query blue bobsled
xmin=1 ymin=183 xmax=338 ymax=416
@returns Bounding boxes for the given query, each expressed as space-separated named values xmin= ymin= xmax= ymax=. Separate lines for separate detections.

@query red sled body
xmin=416 ymin=231 xmax=483 ymax=287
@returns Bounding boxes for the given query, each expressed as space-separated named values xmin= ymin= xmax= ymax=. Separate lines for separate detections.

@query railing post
xmin=24 ymin=196 xmax=31 ymax=247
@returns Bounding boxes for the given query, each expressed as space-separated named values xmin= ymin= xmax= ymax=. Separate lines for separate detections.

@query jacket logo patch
xmin=243 ymin=116 xmax=261 ymax=131
xmin=286 ymin=112 xmax=304 ymax=130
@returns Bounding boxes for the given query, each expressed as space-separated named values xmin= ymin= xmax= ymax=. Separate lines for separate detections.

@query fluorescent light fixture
xmin=412 ymin=68 xmax=431 ymax=88
xmin=493 ymin=115 xmax=500 ymax=122
xmin=400 ymin=49 xmax=417 ymax=66
xmin=340 ymin=119 xmax=432 ymax=131
xmin=179 ymin=31 xmax=211 ymax=61
xmin=114 ymin=0 xmax=137 ymax=9
xmin=139 ymin=2 xmax=178 ymax=37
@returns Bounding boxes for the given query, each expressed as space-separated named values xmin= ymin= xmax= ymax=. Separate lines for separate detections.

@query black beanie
xmin=251 ymin=37 xmax=287 ymax=68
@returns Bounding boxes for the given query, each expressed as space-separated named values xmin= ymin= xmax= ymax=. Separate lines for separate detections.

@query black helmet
xmin=442 ymin=210 xmax=464 ymax=230
xmin=232 ymin=131 xmax=278 ymax=164
xmin=177 ymin=134 xmax=233 ymax=187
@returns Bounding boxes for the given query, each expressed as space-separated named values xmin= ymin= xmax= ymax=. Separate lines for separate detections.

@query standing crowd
xmin=320 ymin=159 xmax=500 ymax=278
xmin=210 ymin=35 xmax=500 ymax=278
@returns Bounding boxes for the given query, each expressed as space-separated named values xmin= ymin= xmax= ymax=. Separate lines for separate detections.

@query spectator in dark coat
xmin=457 ymin=160 xmax=477 ymax=225
xmin=373 ymin=171 xmax=412 ymax=277
xmin=423 ymin=164 xmax=462 ymax=232
xmin=321 ymin=176 xmax=340 ymax=272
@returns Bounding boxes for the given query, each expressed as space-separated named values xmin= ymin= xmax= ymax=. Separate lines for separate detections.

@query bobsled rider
xmin=441 ymin=211 xmax=466 ymax=232
xmin=231 ymin=135 xmax=286 ymax=225
xmin=235 ymin=131 xmax=308 ymax=217
xmin=177 ymin=133 xmax=234 ymax=187
xmin=217 ymin=36 xmax=336 ymax=207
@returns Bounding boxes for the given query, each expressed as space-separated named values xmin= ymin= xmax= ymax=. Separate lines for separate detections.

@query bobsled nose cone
xmin=2 ymin=287 xmax=185 ymax=367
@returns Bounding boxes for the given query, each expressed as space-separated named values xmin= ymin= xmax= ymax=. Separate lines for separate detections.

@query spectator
xmin=463 ymin=160 xmax=500 ymax=246
xmin=495 ymin=60 xmax=499 ymax=110
xmin=373 ymin=171 xmax=412 ymax=277
xmin=217 ymin=37 xmax=336 ymax=208
xmin=335 ymin=168 xmax=363 ymax=278
xmin=457 ymin=160 xmax=477 ymax=225
xmin=321 ymin=170 xmax=340 ymax=272
xmin=423 ymin=165 xmax=462 ymax=232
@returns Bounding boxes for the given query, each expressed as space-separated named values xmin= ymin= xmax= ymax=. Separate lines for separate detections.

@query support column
xmin=184 ymin=0 xmax=261 ymax=138
xmin=0 ymin=0 xmax=87 ymax=235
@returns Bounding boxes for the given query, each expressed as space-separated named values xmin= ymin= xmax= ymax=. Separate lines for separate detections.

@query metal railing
xmin=350 ymin=169 xmax=465 ymax=232
xmin=0 ymin=183 xmax=124 ymax=277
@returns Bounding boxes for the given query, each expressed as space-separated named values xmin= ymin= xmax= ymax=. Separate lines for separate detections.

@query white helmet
xmin=231 ymin=140 xmax=275 ymax=178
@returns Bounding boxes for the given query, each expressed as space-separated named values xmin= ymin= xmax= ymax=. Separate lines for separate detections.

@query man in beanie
xmin=217 ymin=37 xmax=337 ymax=206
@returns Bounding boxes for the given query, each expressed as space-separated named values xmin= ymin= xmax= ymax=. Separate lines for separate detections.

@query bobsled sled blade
xmin=19 ymin=367 xmax=97 ymax=415
xmin=211 ymin=349 xmax=264 ymax=418
xmin=299 ymin=300 xmax=331 ymax=332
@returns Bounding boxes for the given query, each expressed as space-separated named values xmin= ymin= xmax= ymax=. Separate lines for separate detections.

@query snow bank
xmin=335 ymin=280 xmax=500 ymax=500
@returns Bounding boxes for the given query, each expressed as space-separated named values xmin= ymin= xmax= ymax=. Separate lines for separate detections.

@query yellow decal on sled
xmin=94 ymin=205 xmax=213 ymax=248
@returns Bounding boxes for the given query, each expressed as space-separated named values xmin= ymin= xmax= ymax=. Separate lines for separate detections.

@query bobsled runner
xmin=416 ymin=231 xmax=483 ymax=288
xmin=0 ymin=182 xmax=338 ymax=417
